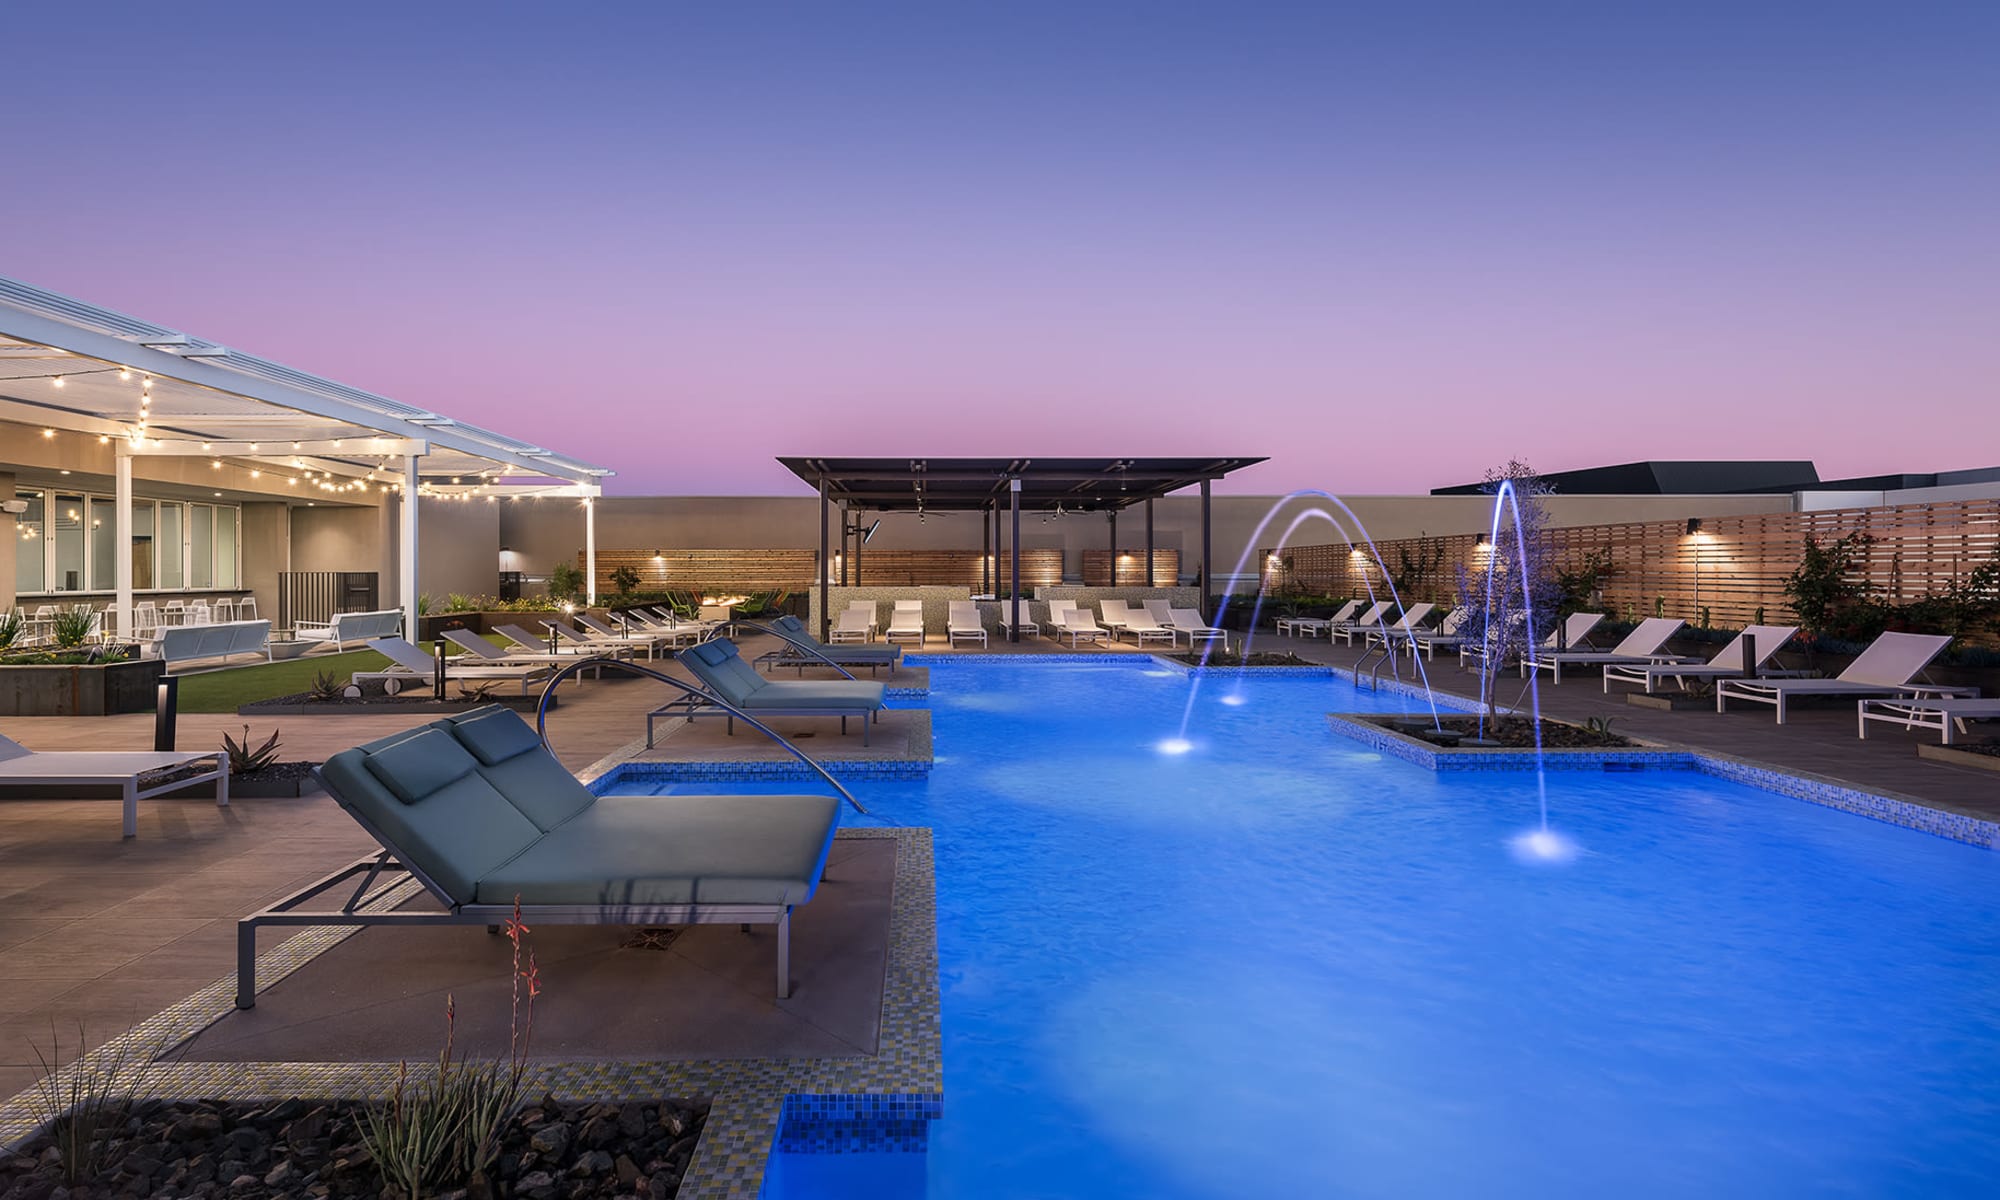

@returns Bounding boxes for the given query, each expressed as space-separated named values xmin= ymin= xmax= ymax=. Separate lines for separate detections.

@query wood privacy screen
xmin=1262 ymin=498 xmax=2000 ymax=630
xmin=1081 ymin=550 xmax=1180 ymax=587
xmin=581 ymin=548 xmax=1066 ymax=593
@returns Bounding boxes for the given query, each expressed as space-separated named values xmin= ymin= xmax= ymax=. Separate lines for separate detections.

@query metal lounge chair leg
xmin=777 ymin=909 xmax=791 ymax=999
xmin=216 ymin=760 xmax=230 ymax=808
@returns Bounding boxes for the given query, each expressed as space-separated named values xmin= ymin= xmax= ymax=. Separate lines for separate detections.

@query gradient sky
xmin=4 ymin=2 xmax=1995 ymax=495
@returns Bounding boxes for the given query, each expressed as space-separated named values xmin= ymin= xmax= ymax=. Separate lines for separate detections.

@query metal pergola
xmin=777 ymin=456 xmax=1267 ymax=642
xmin=0 ymin=275 xmax=613 ymax=634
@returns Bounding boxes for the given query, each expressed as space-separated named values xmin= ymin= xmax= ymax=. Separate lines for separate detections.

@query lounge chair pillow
xmin=451 ymin=706 xmax=544 ymax=765
xmin=364 ymin=729 xmax=478 ymax=804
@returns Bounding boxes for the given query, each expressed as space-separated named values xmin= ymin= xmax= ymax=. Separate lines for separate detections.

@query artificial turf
xmin=168 ymin=635 xmax=513 ymax=712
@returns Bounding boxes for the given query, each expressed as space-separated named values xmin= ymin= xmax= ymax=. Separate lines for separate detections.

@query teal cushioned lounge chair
xmin=758 ymin=614 xmax=903 ymax=677
xmin=236 ymin=706 xmax=841 ymax=1007
xmin=679 ymin=638 xmax=888 ymax=745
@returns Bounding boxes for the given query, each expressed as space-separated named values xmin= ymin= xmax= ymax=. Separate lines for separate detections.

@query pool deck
xmin=1 ymin=625 xmax=1995 ymax=1188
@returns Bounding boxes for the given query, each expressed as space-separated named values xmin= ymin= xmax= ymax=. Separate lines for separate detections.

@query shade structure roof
xmin=778 ymin=456 xmax=1267 ymax=513
xmin=0 ymin=275 xmax=610 ymax=494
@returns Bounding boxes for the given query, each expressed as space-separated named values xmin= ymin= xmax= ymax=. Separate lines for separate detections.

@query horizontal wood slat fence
xmin=1081 ymin=550 xmax=1180 ymax=587
xmin=580 ymin=548 xmax=1067 ymax=592
xmin=1262 ymin=499 xmax=2000 ymax=631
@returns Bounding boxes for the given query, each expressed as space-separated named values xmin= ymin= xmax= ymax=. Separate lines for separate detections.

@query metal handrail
xmin=532 ymin=656 xmax=870 ymax=815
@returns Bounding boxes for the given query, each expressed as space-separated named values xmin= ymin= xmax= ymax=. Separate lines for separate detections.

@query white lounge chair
xmin=828 ymin=608 xmax=876 ymax=644
xmin=1278 ymin=600 xmax=1359 ymax=639
xmin=1857 ymin=696 xmax=2000 ymax=744
xmin=1462 ymin=611 xmax=1603 ymax=669
xmin=1525 ymin=618 xmax=1688 ymax=685
xmin=352 ymin=637 xmax=552 ymax=695
xmin=0 ymin=730 xmax=227 ymax=839
xmin=996 ymin=602 xmax=1039 ymax=639
xmin=495 ymin=624 xmax=628 ymax=659
xmin=1603 ymin=625 xmax=1800 ymax=694
xmin=1361 ymin=602 xmax=1438 ymax=650
xmin=1043 ymin=599 xmax=1078 ymax=638
xmin=1142 ymin=598 xmax=1175 ymax=626
xmin=947 ymin=601 xmax=988 ymax=648
xmin=1098 ymin=599 xmax=1137 ymax=637
xmin=1116 ymin=606 xmax=1177 ymax=648
xmin=1718 ymin=632 xmax=1965 ymax=723
xmin=1057 ymin=607 xmax=1110 ymax=648
xmin=1167 ymin=608 xmax=1229 ymax=651
xmin=1407 ymin=607 xmax=1472 ymax=659
xmin=885 ymin=600 xmax=926 ymax=646
xmin=1329 ymin=601 xmax=1395 ymax=646
xmin=843 ymin=600 xmax=880 ymax=640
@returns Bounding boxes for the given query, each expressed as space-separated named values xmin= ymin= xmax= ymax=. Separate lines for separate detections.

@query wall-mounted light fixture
xmin=1686 ymin=518 xmax=1703 ymax=536
xmin=1475 ymin=533 xmax=1490 ymax=546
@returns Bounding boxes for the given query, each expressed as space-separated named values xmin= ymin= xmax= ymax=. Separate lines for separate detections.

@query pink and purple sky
xmin=4 ymin=2 xmax=1995 ymax=494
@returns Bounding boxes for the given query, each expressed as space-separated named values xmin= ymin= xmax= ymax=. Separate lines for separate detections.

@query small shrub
xmin=308 ymin=669 xmax=346 ymax=702
xmin=27 ymin=1021 xmax=147 ymax=1185
xmin=50 ymin=607 xmax=96 ymax=649
xmin=222 ymin=725 xmax=283 ymax=774
xmin=457 ymin=680 xmax=500 ymax=702
xmin=416 ymin=593 xmax=434 ymax=617
xmin=548 ymin=563 xmax=584 ymax=602
xmin=608 ymin=565 xmax=642 ymax=595
xmin=445 ymin=592 xmax=481 ymax=613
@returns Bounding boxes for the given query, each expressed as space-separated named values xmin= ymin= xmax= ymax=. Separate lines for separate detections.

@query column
xmin=1199 ymin=479 xmax=1212 ymax=619
xmin=401 ymin=455 xmax=420 ymax=636
xmin=1009 ymin=478 xmax=1021 ymax=642
xmin=1145 ymin=498 xmax=1156 ymax=588
xmin=584 ymin=496 xmax=598 ymax=606
xmin=817 ymin=475 xmax=830 ymax=639
xmin=114 ymin=451 xmax=133 ymax=639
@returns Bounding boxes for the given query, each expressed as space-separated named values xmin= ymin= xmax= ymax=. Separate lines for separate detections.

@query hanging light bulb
xmin=118 ymin=368 xmax=132 ymax=381
xmin=51 ymin=376 xmax=64 ymax=388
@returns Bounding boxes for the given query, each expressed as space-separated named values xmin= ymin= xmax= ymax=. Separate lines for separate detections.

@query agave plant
xmin=50 ymin=606 xmax=97 ymax=649
xmin=223 ymin=725 xmax=283 ymax=775
xmin=307 ymin=669 xmax=348 ymax=702
xmin=456 ymin=680 xmax=500 ymax=702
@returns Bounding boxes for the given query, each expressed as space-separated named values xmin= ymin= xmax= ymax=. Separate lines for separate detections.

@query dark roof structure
xmin=777 ymin=456 xmax=1267 ymax=512
xmin=1431 ymin=460 xmax=1820 ymax=496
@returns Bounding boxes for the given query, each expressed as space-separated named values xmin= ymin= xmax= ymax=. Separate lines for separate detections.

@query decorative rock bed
xmin=0 ymin=1096 xmax=707 ymax=1200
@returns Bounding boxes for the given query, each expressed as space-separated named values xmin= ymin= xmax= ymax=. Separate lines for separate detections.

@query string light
xmin=51 ymin=376 xmax=64 ymax=388
xmin=41 ymin=428 xmax=54 ymax=439
xmin=118 ymin=368 xmax=131 ymax=381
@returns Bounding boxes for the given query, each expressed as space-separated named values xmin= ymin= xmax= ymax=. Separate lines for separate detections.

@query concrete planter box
xmin=0 ymin=655 xmax=165 ymax=716
xmin=267 ymin=640 xmax=313 ymax=661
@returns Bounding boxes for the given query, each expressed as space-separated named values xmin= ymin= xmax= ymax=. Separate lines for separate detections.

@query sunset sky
xmin=4 ymin=2 xmax=1994 ymax=494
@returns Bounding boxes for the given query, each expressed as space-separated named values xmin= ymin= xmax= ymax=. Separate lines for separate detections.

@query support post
xmin=982 ymin=505 xmax=992 ymax=595
xmin=839 ymin=502 xmax=850 ymax=586
xmin=818 ymin=475 xmax=830 ymax=640
xmin=1200 ymin=479 xmax=1213 ymax=619
xmin=114 ymin=450 xmax=133 ymax=641
xmin=584 ymin=496 xmax=597 ymax=606
xmin=1145 ymin=497 xmax=1155 ymax=588
xmin=400 ymin=455 xmax=420 ymax=637
xmin=1009 ymin=478 xmax=1022 ymax=643
xmin=1108 ymin=510 xmax=1118 ymax=586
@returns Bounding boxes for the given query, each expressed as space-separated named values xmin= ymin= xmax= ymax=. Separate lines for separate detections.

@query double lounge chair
xmin=679 ymin=637 xmax=887 ymax=744
xmin=759 ymin=614 xmax=903 ymax=676
xmin=1717 ymin=632 xmax=1964 ymax=723
xmin=1104 ymin=601 xmax=1175 ymax=647
xmin=241 ymin=706 xmax=841 ymax=1006
xmin=0 ymin=731 xmax=227 ymax=839
xmin=1602 ymin=624 xmax=1800 ymax=694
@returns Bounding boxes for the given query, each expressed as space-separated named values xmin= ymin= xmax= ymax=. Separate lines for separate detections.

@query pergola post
xmin=1199 ymin=479 xmax=1213 ymax=619
xmin=982 ymin=505 xmax=992 ymax=595
xmin=1008 ymin=478 xmax=1021 ymax=643
xmin=817 ymin=474 xmax=830 ymax=640
xmin=400 ymin=454 xmax=421 ymax=637
xmin=1107 ymin=510 xmax=1118 ymax=586
xmin=584 ymin=496 xmax=597 ymax=607
xmin=839 ymin=501 xmax=850 ymax=586
xmin=1145 ymin=498 xmax=1156 ymax=588
xmin=113 ymin=450 xmax=133 ymax=640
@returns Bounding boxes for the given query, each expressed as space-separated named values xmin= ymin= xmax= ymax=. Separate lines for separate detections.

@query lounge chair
xmin=495 ymin=624 xmax=629 ymax=659
xmin=574 ymin=612 xmax=685 ymax=655
xmin=995 ymin=602 xmax=1039 ymax=639
xmin=1407 ymin=607 xmax=1473 ymax=659
xmin=1166 ymin=608 xmax=1229 ymax=651
xmin=295 ymin=608 xmax=404 ymax=653
xmin=1097 ymin=600 xmax=1137 ymax=637
xmin=441 ymin=629 xmax=611 ymax=681
xmin=1460 ymin=611 xmax=1603 ymax=669
xmin=1360 ymin=602 xmax=1437 ymax=650
xmin=1717 ymin=632 xmax=1966 ymax=724
xmin=827 ymin=608 xmax=876 ymax=645
xmin=1523 ymin=618 xmax=1688 ymax=684
xmin=1042 ymin=599 xmax=1078 ymax=638
xmin=543 ymin=618 xmax=663 ymax=659
xmin=0 ymin=731 xmax=227 ymax=839
xmin=947 ymin=601 xmax=988 ymax=648
xmin=351 ymin=637 xmax=553 ymax=695
xmin=1141 ymin=598 xmax=1175 ymax=626
xmin=240 ymin=706 xmax=840 ymax=1006
xmin=1278 ymin=600 xmax=1359 ymax=639
xmin=616 ymin=611 xmax=712 ymax=649
xmin=885 ymin=600 xmax=926 ymax=647
xmin=1602 ymin=625 xmax=1801 ymax=694
xmin=1114 ymin=606 xmax=1177 ymax=648
xmin=1857 ymin=696 xmax=2000 ymax=744
xmin=842 ymin=600 xmax=880 ymax=640
xmin=678 ymin=637 xmax=887 ymax=744
xmin=1057 ymin=607 xmax=1110 ymax=648
xmin=760 ymin=614 xmax=903 ymax=675
xmin=1329 ymin=601 xmax=1395 ymax=646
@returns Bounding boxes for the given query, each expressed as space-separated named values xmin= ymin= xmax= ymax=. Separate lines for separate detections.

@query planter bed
xmin=1328 ymin=712 xmax=1693 ymax=772
xmin=0 ymin=1095 xmax=709 ymax=1200
xmin=0 ymin=653 xmax=163 ymax=716
xmin=241 ymin=688 xmax=556 ymax=717
xmin=1168 ymin=650 xmax=1318 ymax=668
xmin=1917 ymin=742 xmax=2000 ymax=774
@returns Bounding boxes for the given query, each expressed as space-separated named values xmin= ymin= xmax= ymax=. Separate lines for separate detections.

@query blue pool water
xmin=628 ymin=659 xmax=2000 ymax=1198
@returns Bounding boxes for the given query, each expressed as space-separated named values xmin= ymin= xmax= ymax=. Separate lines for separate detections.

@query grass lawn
xmin=170 ymin=634 xmax=518 ymax=712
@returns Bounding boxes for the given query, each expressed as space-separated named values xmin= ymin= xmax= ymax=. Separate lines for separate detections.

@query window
xmin=52 ymin=494 xmax=85 ymax=592
xmin=88 ymin=497 xmax=117 ymax=590
xmin=214 ymin=505 xmax=237 ymax=588
xmin=189 ymin=504 xmax=214 ymax=589
xmin=13 ymin=490 xmax=44 ymax=594
xmin=157 ymin=502 xmax=183 ymax=588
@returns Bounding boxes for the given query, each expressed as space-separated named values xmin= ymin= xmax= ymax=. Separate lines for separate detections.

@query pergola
xmin=778 ymin=456 xmax=1267 ymax=641
xmin=0 ymin=275 xmax=612 ymax=634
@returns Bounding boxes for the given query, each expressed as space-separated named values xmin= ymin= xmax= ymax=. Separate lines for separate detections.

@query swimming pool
xmin=628 ymin=658 xmax=2000 ymax=1198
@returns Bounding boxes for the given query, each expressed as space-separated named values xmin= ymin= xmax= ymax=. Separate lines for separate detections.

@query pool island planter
xmin=0 ymin=654 xmax=164 ymax=716
xmin=1328 ymin=712 xmax=1692 ymax=771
